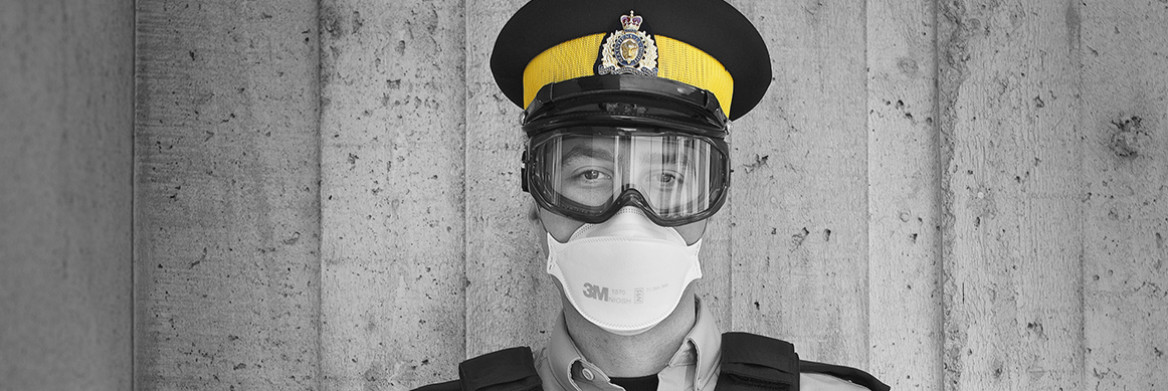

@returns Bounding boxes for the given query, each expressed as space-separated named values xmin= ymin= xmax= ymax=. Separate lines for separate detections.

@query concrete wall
xmin=318 ymin=0 xmax=468 ymax=387
xmin=133 ymin=0 xmax=321 ymax=389
xmin=938 ymin=1 xmax=1086 ymax=388
xmin=938 ymin=1 xmax=1168 ymax=388
xmin=0 ymin=1 xmax=134 ymax=390
xmin=2 ymin=0 xmax=1165 ymax=390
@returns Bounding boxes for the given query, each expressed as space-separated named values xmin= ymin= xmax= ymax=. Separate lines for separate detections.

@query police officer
xmin=417 ymin=1 xmax=888 ymax=390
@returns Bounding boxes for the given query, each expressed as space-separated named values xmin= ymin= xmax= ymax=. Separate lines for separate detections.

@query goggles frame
xmin=519 ymin=75 xmax=734 ymax=226
xmin=522 ymin=127 xmax=731 ymax=226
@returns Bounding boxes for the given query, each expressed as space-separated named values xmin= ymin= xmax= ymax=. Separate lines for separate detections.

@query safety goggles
xmin=523 ymin=127 xmax=730 ymax=226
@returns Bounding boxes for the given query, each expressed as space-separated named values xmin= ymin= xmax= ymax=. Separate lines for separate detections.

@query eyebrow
xmin=562 ymin=145 xmax=615 ymax=163
xmin=640 ymin=151 xmax=691 ymax=168
xmin=559 ymin=143 xmax=695 ymax=169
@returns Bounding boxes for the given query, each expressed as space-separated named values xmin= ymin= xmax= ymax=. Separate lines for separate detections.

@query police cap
xmin=490 ymin=0 xmax=772 ymax=133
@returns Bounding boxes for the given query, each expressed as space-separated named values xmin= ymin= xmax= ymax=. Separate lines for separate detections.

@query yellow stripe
xmin=522 ymin=33 xmax=734 ymax=116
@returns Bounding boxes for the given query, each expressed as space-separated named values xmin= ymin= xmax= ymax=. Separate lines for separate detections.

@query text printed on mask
xmin=583 ymin=282 xmax=646 ymax=304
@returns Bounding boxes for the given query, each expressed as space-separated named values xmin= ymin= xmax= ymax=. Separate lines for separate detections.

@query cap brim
xmin=522 ymin=75 xmax=728 ymax=138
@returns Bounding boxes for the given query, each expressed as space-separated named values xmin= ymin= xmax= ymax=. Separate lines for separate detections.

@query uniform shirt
xmin=534 ymin=299 xmax=869 ymax=391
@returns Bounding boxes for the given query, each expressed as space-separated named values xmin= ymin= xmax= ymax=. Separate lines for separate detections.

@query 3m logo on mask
xmin=583 ymin=283 xmax=610 ymax=301
xmin=583 ymin=283 xmax=643 ymax=304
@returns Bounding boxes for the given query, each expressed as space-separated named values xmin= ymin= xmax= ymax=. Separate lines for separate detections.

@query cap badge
xmin=598 ymin=11 xmax=658 ymax=77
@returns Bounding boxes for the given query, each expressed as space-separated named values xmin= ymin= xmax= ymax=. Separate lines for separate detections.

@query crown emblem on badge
xmin=598 ymin=11 xmax=658 ymax=77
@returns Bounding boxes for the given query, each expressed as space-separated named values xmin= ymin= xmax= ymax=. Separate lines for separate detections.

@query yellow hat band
xmin=522 ymin=33 xmax=735 ymax=116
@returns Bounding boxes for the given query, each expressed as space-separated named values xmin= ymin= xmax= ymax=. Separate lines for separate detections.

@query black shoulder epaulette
xmin=411 ymin=347 xmax=543 ymax=391
xmin=716 ymin=332 xmax=890 ymax=391
xmin=716 ymin=332 xmax=801 ymax=391
xmin=800 ymin=360 xmax=889 ymax=391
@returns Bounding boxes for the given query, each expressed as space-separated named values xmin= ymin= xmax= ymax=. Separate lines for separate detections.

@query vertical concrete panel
xmin=463 ymin=0 xmax=560 ymax=358
xmin=0 ymin=1 xmax=133 ymax=389
xmin=1080 ymin=1 xmax=1168 ymax=389
xmin=728 ymin=0 xmax=870 ymax=367
xmin=938 ymin=0 xmax=1084 ymax=389
xmin=318 ymin=0 xmax=466 ymax=388
xmin=695 ymin=203 xmax=735 ymax=329
xmin=866 ymin=0 xmax=944 ymax=388
xmin=135 ymin=0 xmax=321 ymax=389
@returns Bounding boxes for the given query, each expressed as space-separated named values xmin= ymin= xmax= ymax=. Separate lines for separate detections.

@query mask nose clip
xmin=574 ymin=205 xmax=682 ymax=243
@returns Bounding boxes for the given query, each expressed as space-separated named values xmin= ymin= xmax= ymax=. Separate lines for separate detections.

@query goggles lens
xmin=527 ymin=129 xmax=729 ymax=225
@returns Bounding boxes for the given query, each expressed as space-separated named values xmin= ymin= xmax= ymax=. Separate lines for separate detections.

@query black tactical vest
xmin=412 ymin=332 xmax=889 ymax=391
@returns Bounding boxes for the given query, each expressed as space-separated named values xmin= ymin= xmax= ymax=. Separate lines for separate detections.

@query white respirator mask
xmin=545 ymin=208 xmax=703 ymax=336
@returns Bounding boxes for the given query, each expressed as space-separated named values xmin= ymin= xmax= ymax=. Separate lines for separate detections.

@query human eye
xmin=647 ymin=169 xmax=683 ymax=188
xmin=559 ymin=165 xmax=614 ymax=207
xmin=572 ymin=168 xmax=613 ymax=186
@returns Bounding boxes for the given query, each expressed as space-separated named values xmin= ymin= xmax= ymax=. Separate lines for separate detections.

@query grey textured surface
xmin=867 ymin=0 xmax=944 ymax=389
xmin=1080 ymin=1 xmax=1168 ymax=389
xmin=0 ymin=1 xmax=134 ymax=390
xmin=939 ymin=1 xmax=1085 ymax=389
xmin=463 ymin=0 xmax=559 ymax=359
xmin=134 ymin=0 xmax=321 ymax=389
xmin=3 ymin=1 xmax=1166 ymax=390
xmin=728 ymin=0 xmax=871 ymax=368
xmin=318 ymin=0 xmax=468 ymax=389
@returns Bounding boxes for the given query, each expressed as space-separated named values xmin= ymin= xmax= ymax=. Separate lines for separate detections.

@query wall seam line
xmin=461 ymin=0 xmax=471 ymax=362
xmin=1070 ymin=0 xmax=1087 ymax=387
xmin=130 ymin=0 xmax=139 ymax=388
xmin=930 ymin=0 xmax=947 ymax=389
xmin=861 ymin=0 xmax=872 ymax=371
xmin=314 ymin=0 xmax=325 ymax=388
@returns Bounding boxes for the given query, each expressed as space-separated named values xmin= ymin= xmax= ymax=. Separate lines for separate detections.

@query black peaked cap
xmin=490 ymin=0 xmax=772 ymax=121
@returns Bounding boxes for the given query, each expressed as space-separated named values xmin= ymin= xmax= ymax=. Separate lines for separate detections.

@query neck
xmin=563 ymin=288 xmax=698 ymax=377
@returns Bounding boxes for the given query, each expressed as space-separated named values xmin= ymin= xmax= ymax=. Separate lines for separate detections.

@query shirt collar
xmin=544 ymin=298 xmax=722 ymax=390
